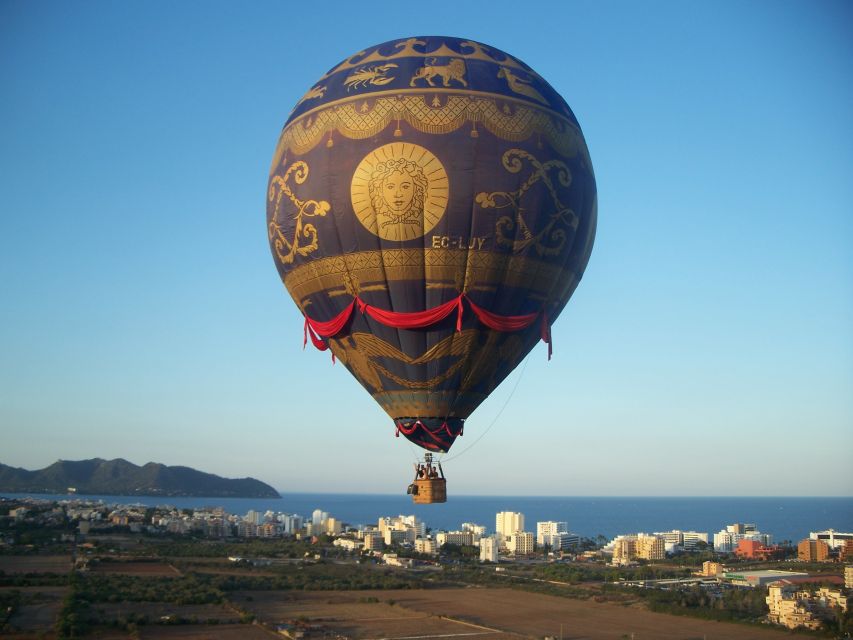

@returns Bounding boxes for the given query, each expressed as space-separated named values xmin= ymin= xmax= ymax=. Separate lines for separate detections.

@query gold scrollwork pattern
xmin=271 ymin=94 xmax=588 ymax=168
xmin=476 ymin=149 xmax=578 ymax=257
xmin=267 ymin=161 xmax=331 ymax=265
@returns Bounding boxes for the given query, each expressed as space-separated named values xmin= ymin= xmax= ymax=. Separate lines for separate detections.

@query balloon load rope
xmin=440 ymin=354 xmax=531 ymax=464
xmin=302 ymin=293 xmax=552 ymax=360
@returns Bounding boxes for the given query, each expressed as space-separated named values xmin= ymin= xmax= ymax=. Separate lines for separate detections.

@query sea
xmin=2 ymin=493 xmax=852 ymax=542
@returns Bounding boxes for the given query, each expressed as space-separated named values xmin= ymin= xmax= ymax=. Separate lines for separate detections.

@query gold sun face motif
xmin=351 ymin=142 xmax=449 ymax=242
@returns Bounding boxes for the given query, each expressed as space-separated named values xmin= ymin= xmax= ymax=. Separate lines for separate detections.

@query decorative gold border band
xmin=271 ymin=92 xmax=590 ymax=170
xmin=283 ymin=249 xmax=576 ymax=307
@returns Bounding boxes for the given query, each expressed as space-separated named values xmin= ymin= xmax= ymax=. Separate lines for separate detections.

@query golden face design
xmin=383 ymin=169 xmax=415 ymax=213
xmin=351 ymin=142 xmax=449 ymax=242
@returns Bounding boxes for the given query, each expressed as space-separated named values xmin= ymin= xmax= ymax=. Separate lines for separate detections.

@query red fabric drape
xmin=465 ymin=295 xmax=539 ymax=331
xmin=304 ymin=299 xmax=356 ymax=339
xmin=358 ymin=295 xmax=463 ymax=331
xmin=302 ymin=293 xmax=553 ymax=358
xmin=303 ymin=320 xmax=329 ymax=350
xmin=540 ymin=310 xmax=552 ymax=360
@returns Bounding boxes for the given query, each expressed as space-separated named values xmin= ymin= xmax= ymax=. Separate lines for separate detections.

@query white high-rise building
xmin=325 ymin=517 xmax=342 ymax=535
xmin=398 ymin=515 xmax=426 ymax=538
xmin=378 ymin=515 xmax=420 ymax=543
xmin=480 ymin=536 xmax=498 ymax=562
xmin=278 ymin=513 xmax=303 ymax=534
xmin=312 ymin=509 xmax=328 ymax=527
xmin=462 ymin=523 xmax=487 ymax=540
xmin=496 ymin=512 xmax=525 ymax=536
xmin=810 ymin=530 xmax=853 ymax=551
xmin=536 ymin=521 xmax=568 ymax=547
xmin=542 ymin=531 xmax=581 ymax=551
xmin=653 ymin=530 xmax=709 ymax=552
xmin=713 ymin=523 xmax=772 ymax=552
xmin=496 ymin=512 xmax=525 ymax=537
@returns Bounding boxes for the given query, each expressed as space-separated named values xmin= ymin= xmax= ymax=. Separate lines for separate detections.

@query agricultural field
xmin=88 ymin=561 xmax=181 ymax=576
xmin=90 ymin=602 xmax=239 ymax=624
xmin=0 ymin=555 xmax=72 ymax=574
xmin=136 ymin=624 xmax=276 ymax=639
xmin=234 ymin=590 xmax=511 ymax=639
xmin=65 ymin=624 xmax=275 ymax=639
xmin=237 ymin=588 xmax=818 ymax=640
xmin=3 ymin=586 xmax=67 ymax=634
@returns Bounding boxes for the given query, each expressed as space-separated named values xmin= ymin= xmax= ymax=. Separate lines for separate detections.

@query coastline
xmin=3 ymin=492 xmax=851 ymax=542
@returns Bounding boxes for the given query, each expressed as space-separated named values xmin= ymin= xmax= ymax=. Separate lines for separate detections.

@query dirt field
xmin=91 ymin=602 xmax=239 ymax=623
xmin=235 ymin=590 xmax=509 ymax=639
xmin=239 ymin=588 xmax=817 ymax=640
xmin=89 ymin=561 xmax=181 ymax=576
xmin=136 ymin=624 xmax=275 ymax=639
xmin=2 ymin=586 xmax=67 ymax=634
xmin=0 ymin=555 xmax=71 ymax=573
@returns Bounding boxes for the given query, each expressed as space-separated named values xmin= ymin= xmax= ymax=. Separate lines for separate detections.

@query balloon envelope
xmin=267 ymin=36 xmax=596 ymax=453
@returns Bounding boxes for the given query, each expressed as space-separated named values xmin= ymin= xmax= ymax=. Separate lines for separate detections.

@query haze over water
xmin=4 ymin=493 xmax=851 ymax=543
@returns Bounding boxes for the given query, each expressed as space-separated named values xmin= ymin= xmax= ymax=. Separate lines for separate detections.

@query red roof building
xmin=735 ymin=538 xmax=781 ymax=560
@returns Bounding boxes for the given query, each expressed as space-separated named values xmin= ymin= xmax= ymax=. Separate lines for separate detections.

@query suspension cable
xmin=439 ymin=354 xmax=531 ymax=464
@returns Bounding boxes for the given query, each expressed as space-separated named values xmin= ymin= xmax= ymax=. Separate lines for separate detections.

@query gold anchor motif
xmin=476 ymin=149 xmax=578 ymax=257
xmin=268 ymin=161 xmax=330 ymax=265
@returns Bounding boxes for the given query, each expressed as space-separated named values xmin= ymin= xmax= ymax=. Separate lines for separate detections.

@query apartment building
xmin=536 ymin=521 xmax=568 ymax=546
xmin=363 ymin=531 xmax=384 ymax=551
xmin=612 ymin=534 xmax=665 ymax=564
xmin=766 ymin=582 xmax=850 ymax=631
xmin=415 ymin=537 xmax=437 ymax=555
xmin=506 ymin=531 xmax=535 ymax=555
xmin=798 ymin=538 xmax=829 ymax=562
xmin=809 ymin=529 xmax=853 ymax=551
xmin=480 ymin=536 xmax=498 ymax=562
xmin=436 ymin=530 xmax=475 ymax=547
xmin=713 ymin=523 xmax=772 ymax=552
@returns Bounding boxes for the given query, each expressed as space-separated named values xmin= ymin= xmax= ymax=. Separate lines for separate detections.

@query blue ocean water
xmin=3 ymin=493 xmax=851 ymax=542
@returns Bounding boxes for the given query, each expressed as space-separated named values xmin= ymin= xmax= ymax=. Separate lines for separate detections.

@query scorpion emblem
xmin=344 ymin=64 xmax=398 ymax=90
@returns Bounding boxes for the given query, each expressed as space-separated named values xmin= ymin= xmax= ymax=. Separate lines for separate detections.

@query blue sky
xmin=1 ymin=0 xmax=851 ymax=496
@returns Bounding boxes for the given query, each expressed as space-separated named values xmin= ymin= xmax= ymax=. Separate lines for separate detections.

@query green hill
xmin=0 ymin=458 xmax=279 ymax=498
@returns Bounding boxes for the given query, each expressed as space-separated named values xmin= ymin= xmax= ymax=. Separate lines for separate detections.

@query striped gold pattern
xmin=283 ymin=249 xmax=576 ymax=306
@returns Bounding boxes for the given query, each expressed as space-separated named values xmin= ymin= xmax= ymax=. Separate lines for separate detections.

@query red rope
xmin=395 ymin=419 xmax=462 ymax=449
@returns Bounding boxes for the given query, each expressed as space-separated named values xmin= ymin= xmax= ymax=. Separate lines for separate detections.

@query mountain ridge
xmin=0 ymin=458 xmax=280 ymax=498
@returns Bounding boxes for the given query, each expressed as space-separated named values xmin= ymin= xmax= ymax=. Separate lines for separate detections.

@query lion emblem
xmin=409 ymin=58 xmax=468 ymax=87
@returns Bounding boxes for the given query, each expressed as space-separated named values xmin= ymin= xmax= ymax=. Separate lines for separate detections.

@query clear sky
xmin=1 ymin=0 xmax=851 ymax=496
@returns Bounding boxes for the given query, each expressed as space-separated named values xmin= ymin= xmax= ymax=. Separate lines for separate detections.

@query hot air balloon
xmin=267 ymin=37 xmax=596 ymax=503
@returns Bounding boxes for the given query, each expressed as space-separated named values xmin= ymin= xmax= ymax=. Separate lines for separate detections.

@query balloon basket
xmin=407 ymin=453 xmax=447 ymax=504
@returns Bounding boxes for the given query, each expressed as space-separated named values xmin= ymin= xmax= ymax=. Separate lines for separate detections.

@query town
xmin=2 ymin=495 xmax=852 ymax=638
